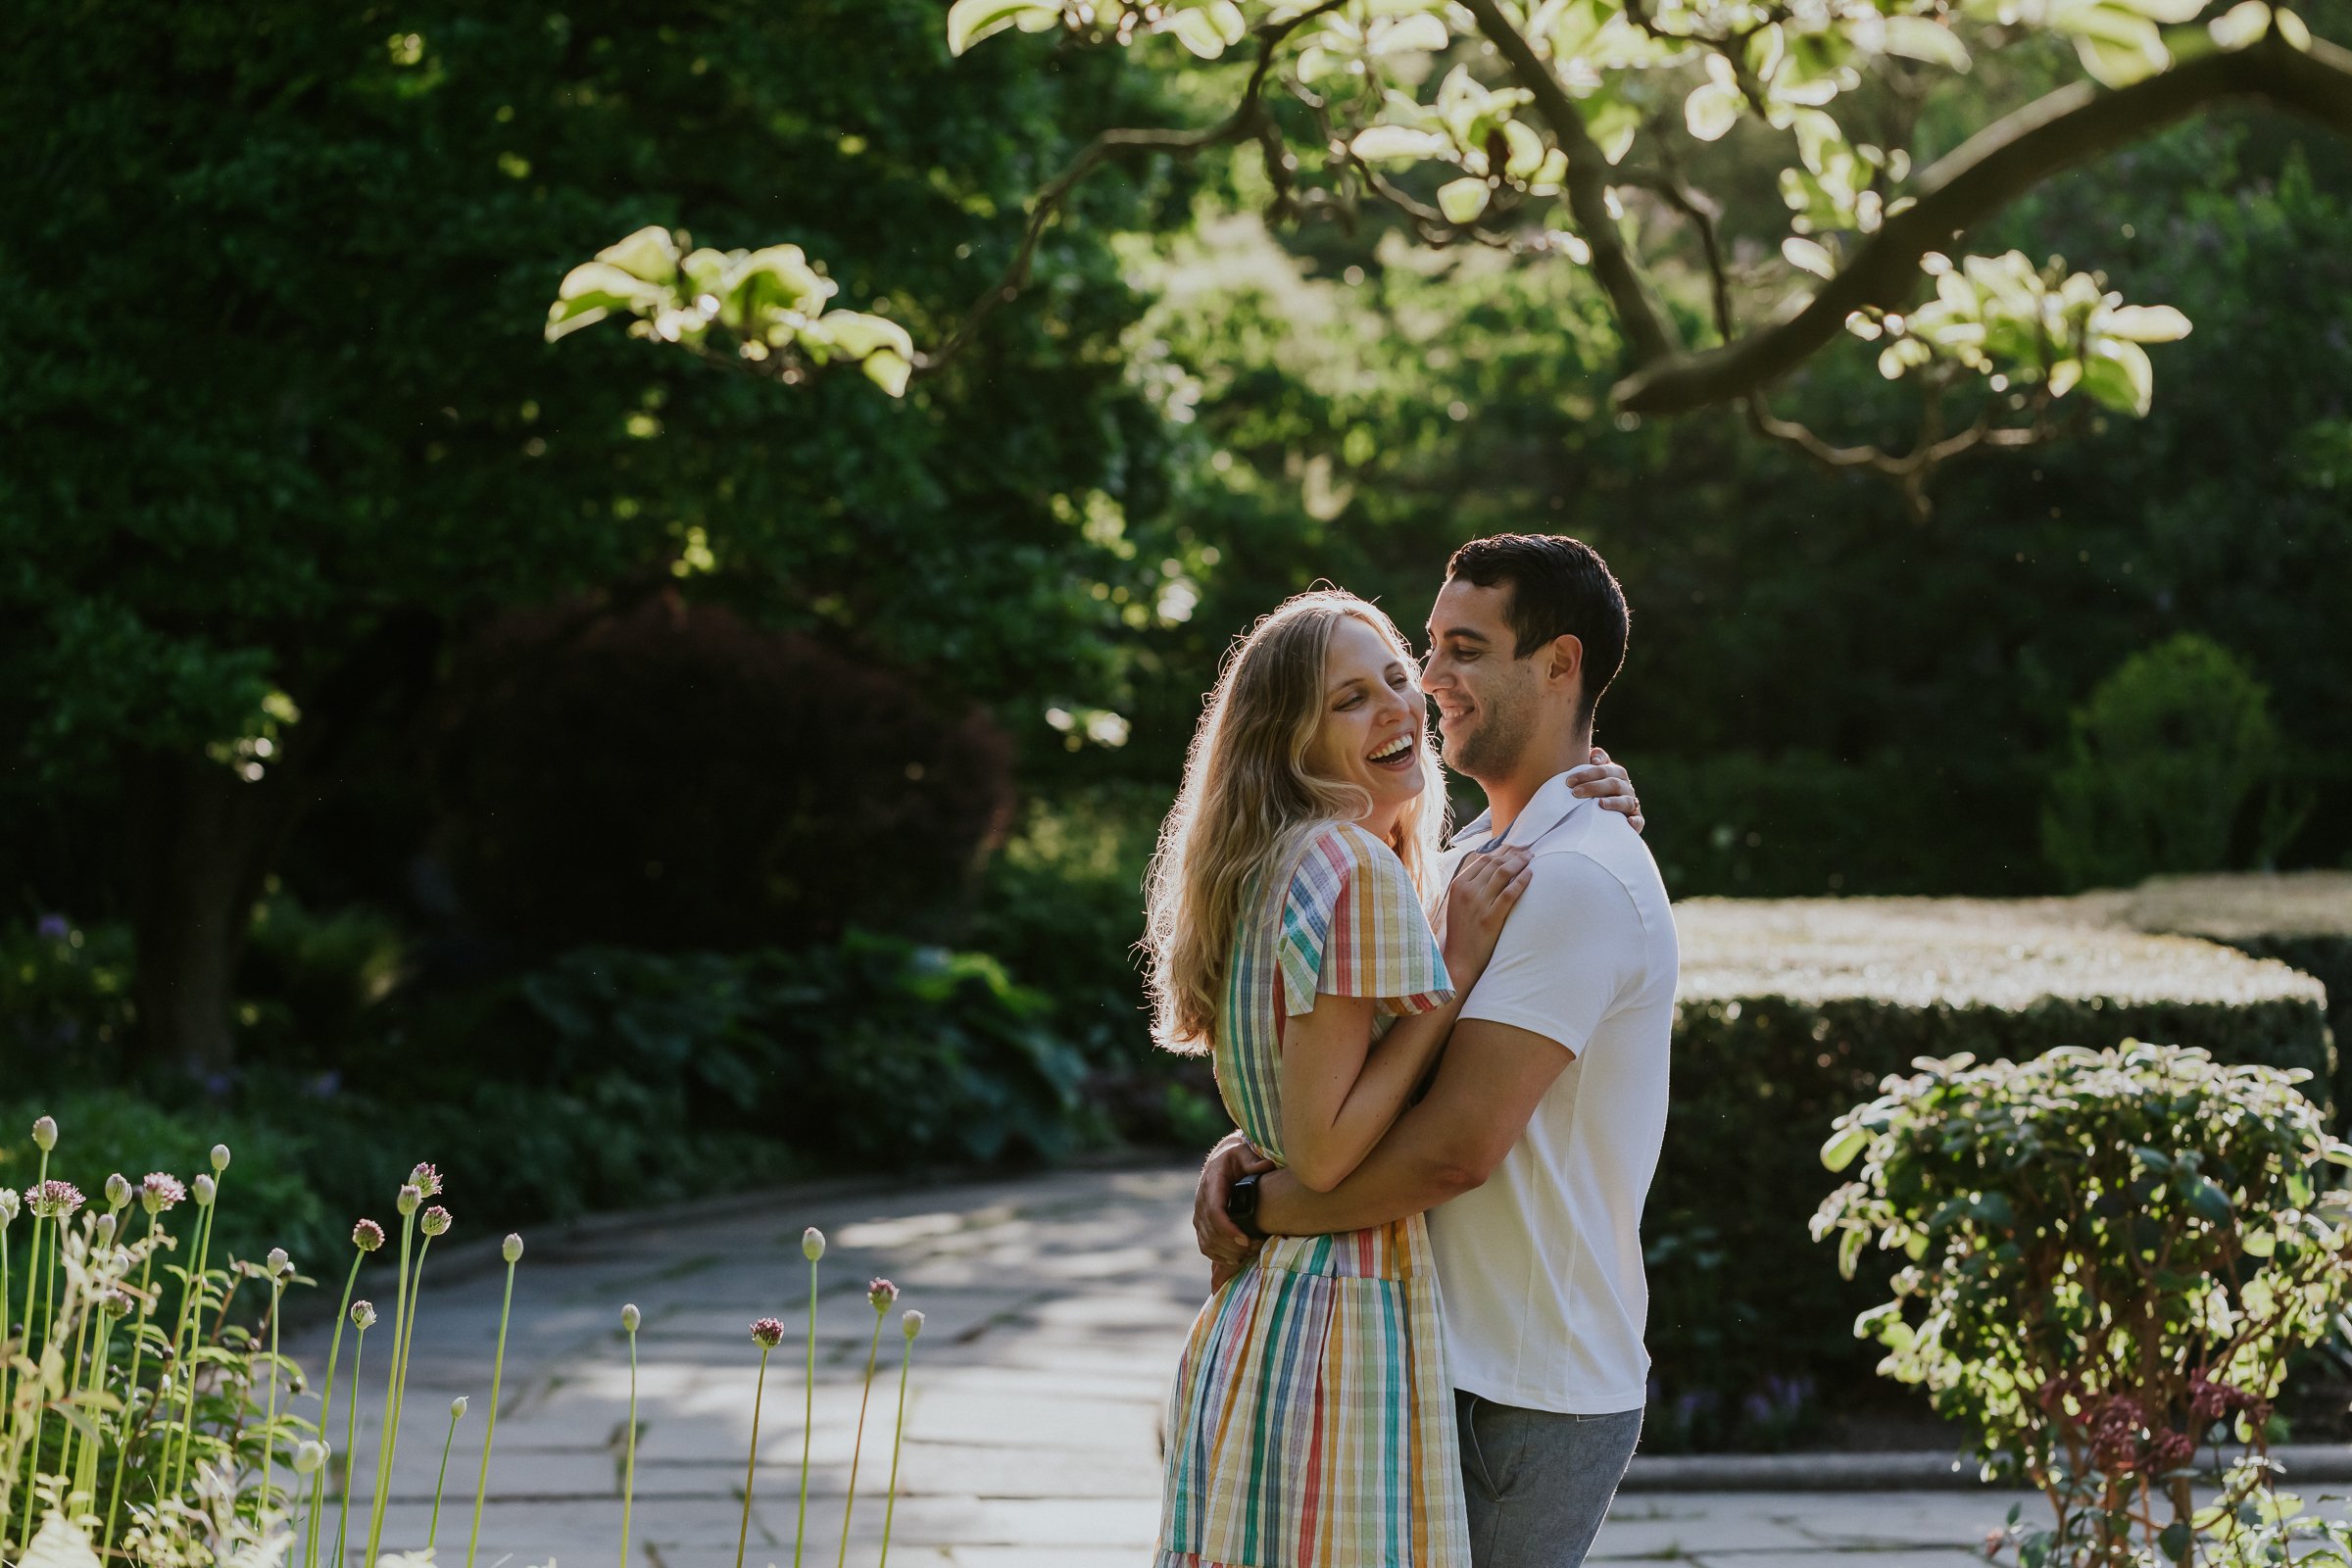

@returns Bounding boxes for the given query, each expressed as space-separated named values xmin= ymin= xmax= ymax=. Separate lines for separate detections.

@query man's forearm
xmin=1256 ymin=1105 xmax=1482 ymax=1236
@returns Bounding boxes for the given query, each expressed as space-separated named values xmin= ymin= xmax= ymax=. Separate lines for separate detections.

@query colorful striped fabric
xmin=1157 ymin=822 xmax=1469 ymax=1568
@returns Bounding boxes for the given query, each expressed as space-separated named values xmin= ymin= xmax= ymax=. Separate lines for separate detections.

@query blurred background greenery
xmin=1 ymin=0 xmax=2348 ymax=1450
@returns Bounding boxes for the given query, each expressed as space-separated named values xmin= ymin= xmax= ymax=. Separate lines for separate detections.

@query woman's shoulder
xmin=1289 ymin=820 xmax=1413 ymax=898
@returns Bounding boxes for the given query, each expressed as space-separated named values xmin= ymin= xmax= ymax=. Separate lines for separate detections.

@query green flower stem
xmin=463 ymin=1250 xmax=518 ymax=1568
xmin=428 ymin=1402 xmax=462 ymax=1551
xmin=795 ymin=1255 xmax=814 ymax=1568
xmin=261 ymin=1278 xmax=285 ymax=1520
xmin=57 ymin=1248 xmax=97 ymax=1500
xmin=304 ymin=1249 xmax=367 ymax=1568
xmin=5 ymin=1143 xmax=50 ymax=1556
xmin=169 ymin=1179 xmax=222 ymax=1497
xmin=835 ymin=1310 xmax=886 ymax=1568
xmin=102 ymin=1215 xmax=164 ymax=1551
xmin=336 ymin=1325 xmax=368 ymax=1568
xmin=875 ymin=1336 xmax=913 ymax=1568
xmin=735 ymin=1347 xmax=773 ymax=1568
xmin=618 ymin=1326 xmax=638 ymax=1568
xmin=361 ymin=1209 xmax=417 ymax=1568
xmin=16 ymin=1195 xmax=60 ymax=1548
xmin=73 ymin=1294 xmax=121 ymax=1508
xmin=385 ymin=1233 xmax=435 ymax=1494
xmin=0 ymin=1218 xmax=12 ymax=1541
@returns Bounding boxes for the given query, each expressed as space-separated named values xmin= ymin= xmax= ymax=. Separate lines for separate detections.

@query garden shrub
xmin=2041 ymin=635 xmax=2298 ymax=892
xmin=433 ymin=595 xmax=1015 ymax=956
xmin=1647 ymin=898 xmax=2329 ymax=1450
xmin=2116 ymin=871 xmax=2352 ymax=1125
xmin=1815 ymin=1044 xmax=2352 ymax=1567
xmin=967 ymin=785 xmax=1227 ymax=1149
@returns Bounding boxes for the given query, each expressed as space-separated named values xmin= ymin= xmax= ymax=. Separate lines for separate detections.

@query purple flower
xmin=750 ymin=1317 xmax=786 ymax=1349
xmin=29 ymin=1180 xmax=84 ymax=1220
xmin=142 ymin=1173 xmax=186 ymax=1214
xmin=419 ymin=1204 xmax=453 ymax=1238
xmin=35 ymin=914 xmax=68 ymax=942
xmin=409 ymin=1161 xmax=443 ymax=1198
xmin=352 ymin=1218 xmax=385 ymax=1251
xmin=868 ymin=1278 xmax=899 ymax=1311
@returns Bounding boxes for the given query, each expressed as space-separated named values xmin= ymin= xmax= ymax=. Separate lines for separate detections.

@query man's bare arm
xmin=1254 ymin=1018 xmax=1572 ymax=1237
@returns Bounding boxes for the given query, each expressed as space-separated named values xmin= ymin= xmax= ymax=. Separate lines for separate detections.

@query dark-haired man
xmin=1198 ymin=533 xmax=1679 ymax=1568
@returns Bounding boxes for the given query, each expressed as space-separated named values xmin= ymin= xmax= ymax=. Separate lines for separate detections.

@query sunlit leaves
xmin=546 ymin=227 xmax=915 ymax=398
xmin=945 ymin=0 xmax=1061 ymax=57
xmin=1856 ymin=250 xmax=2192 ymax=416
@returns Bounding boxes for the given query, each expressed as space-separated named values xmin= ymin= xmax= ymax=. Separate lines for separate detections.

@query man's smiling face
xmin=1422 ymin=576 xmax=1540 ymax=782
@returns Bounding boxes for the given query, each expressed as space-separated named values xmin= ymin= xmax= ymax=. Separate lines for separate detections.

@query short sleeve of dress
xmin=1275 ymin=823 xmax=1452 ymax=1018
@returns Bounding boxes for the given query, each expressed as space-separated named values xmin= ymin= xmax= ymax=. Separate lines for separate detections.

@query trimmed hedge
xmin=2111 ymin=871 xmax=2352 ymax=1119
xmin=1646 ymin=897 xmax=2328 ymax=1451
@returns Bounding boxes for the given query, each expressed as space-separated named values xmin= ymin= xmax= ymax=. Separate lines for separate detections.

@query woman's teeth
xmin=1369 ymin=734 xmax=1414 ymax=762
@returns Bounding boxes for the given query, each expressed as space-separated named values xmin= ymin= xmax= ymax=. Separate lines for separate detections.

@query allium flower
xmin=30 ymin=1179 xmax=84 ymax=1220
xmin=94 ymin=1212 xmax=117 ymax=1246
xmin=902 ymin=1308 xmax=924 ymax=1342
xmin=409 ymin=1161 xmax=443 ymax=1198
xmin=419 ymin=1204 xmax=453 ymax=1237
xmin=293 ymin=1441 xmax=328 ymax=1476
xmin=397 ymin=1184 xmax=422 ymax=1216
xmin=142 ymin=1173 xmax=186 ymax=1214
xmin=351 ymin=1299 xmax=379 ymax=1330
xmin=210 ymin=1144 xmax=231 ymax=1173
xmin=103 ymin=1289 xmax=133 ymax=1318
xmin=751 ymin=1317 xmax=786 ymax=1349
xmin=451 ymin=1396 xmax=469 ymax=1418
xmin=31 ymin=1115 xmax=58 ymax=1152
xmin=104 ymin=1172 xmax=132 ymax=1209
xmin=0 ymin=1190 xmax=17 ymax=1227
xmin=502 ymin=1233 xmax=523 ymax=1263
xmin=267 ymin=1247 xmax=290 ymax=1276
xmin=193 ymin=1174 xmax=218 ymax=1207
xmin=353 ymin=1218 xmax=386 ymax=1251
xmin=620 ymin=1303 xmax=642 ymax=1333
xmin=802 ymin=1226 xmax=826 ymax=1261
xmin=867 ymin=1278 xmax=899 ymax=1311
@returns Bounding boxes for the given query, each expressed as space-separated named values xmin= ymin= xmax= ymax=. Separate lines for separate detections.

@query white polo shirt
xmin=1427 ymin=771 xmax=1679 ymax=1415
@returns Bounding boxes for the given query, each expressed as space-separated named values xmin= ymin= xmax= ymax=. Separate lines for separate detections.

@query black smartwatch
xmin=1226 ymin=1172 xmax=1267 ymax=1240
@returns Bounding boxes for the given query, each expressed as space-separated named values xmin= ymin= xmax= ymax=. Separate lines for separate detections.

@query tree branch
xmin=1613 ymin=28 xmax=2352 ymax=414
xmin=913 ymin=1 xmax=1348 ymax=380
xmin=1456 ymin=0 xmax=1681 ymax=367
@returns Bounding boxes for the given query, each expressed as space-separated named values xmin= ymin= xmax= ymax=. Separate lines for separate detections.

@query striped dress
xmin=1156 ymin=821 xmax=1472 ymax=1568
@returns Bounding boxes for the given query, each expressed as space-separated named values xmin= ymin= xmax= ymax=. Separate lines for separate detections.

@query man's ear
xmin=1544 ymin=633 xmax=1586 ymax=689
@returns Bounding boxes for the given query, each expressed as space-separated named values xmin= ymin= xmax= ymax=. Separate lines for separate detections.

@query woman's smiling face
xmin=1304 ymin=613 xmax=1429 ymax=828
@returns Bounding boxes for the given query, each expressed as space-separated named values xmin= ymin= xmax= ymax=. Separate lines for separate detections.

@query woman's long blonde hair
xmin=1142 ymin=588 xmax=1446 ymax=1054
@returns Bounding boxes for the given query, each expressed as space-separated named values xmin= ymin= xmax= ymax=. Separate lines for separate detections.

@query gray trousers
xmin=1456 ymin=1391 xmax=1642 ymax=1568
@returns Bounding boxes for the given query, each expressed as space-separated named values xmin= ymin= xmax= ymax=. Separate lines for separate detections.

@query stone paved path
xmin=279 ymin=1162 xmax=2250 ymax=1568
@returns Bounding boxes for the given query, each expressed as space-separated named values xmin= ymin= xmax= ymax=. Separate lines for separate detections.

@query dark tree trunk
xmin=123 ymin=749 xmax=305 ymax=1077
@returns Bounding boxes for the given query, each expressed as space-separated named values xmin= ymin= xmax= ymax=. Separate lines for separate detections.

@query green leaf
xmin=861 ymin=348 xmax=912 ymax=398
xmin=1166 ymin=1 xmax=1249 ymax=59
xmin=1684 ymin=80 xmax=1742 ymax=143
xmin=1879 ymin=16 xmax=1973 ymax=70
xmin=2159 ymin=1522 xmax=2192 ymax=1561
xmin=594 ymin=226 xmax=680 ymax=286
xmin=2102 ymin=304 xmax=2192 ymax=342
xmin=1369 ymin=12 xmax=1451 ymax=54
xmin=21 ymin=1516 xmax=102 ymax=1568
xmin=1351 ymin=125 xmax=1451 ymax=164
xmin=1438 ymin=177 xmax=1492 ymax=225
xmin=1823 ymin=1123 xmax=1869 ymax=1171
xmin=1784 ymin=236 xmax=1837 ymax=279
xmin=946 ymin=0 xmax=1060 ymax=57
xmin=2182 ymin=1173 xmax=2235 ymax=1225
xmin=2082 ymin=338 xmax=2155 ymax=416
xmin=2209 ymin=0 xmax=2273 ymax=44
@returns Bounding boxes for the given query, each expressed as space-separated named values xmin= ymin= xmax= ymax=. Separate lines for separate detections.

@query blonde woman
xmin=1144 ymin=588 xmax=1632 ymax=1568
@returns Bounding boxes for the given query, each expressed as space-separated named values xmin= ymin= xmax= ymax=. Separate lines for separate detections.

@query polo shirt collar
xmin=1447 ymin=770 xmax=1592 ymax=854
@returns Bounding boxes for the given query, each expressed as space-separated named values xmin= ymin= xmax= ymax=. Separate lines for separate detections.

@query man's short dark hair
xmin=1446 ymin=533 xmax=1629 ymax=726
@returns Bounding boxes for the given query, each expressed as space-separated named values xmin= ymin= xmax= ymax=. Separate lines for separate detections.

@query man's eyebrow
xmin=1426 ymin=625 xmax=1490 ymax=643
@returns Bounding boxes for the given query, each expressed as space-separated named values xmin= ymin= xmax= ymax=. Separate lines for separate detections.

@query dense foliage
xmin=1815 ymin=1044 xmax=2352 ymax=1566
xmin=1651 ymin=898 xmax=2328 ymax=1449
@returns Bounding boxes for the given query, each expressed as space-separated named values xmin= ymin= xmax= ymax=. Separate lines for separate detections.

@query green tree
xmin=551 ymin=0 xmax=2350 ymax=507
xmin=0 ymin=0 xmax=1182 ymax=1070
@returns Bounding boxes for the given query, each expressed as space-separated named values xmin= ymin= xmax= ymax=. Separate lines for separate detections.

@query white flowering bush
xmin=0 ymin=1118 xmax=924 ymax=1568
